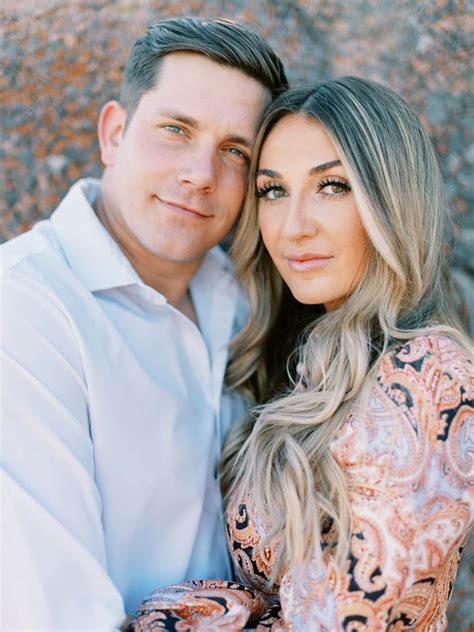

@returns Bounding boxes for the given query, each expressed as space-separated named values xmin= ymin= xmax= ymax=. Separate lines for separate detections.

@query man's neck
xmin=94 ymin=191 xmax=201 ymax=321
xmin=130 ymin=255 xmax=199 ymax=326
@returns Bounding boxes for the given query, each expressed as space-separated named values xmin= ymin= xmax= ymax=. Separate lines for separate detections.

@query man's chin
xmin=145 ymin=245 xmax=208 ymax=266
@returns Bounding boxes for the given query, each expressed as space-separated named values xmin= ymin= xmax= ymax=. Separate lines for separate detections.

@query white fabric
xmin=0 ymin=178 xmax=248 ymax=630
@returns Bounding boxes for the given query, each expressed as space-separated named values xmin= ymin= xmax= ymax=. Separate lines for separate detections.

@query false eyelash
xmin=318 ymin=177 xmax=351 ymax=192
xmin=255 ymin=180 xmax=282 ymax=198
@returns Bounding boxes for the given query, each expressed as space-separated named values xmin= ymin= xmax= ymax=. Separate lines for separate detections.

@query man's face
xmin=100 ymin=52 xmax=271 ymax=266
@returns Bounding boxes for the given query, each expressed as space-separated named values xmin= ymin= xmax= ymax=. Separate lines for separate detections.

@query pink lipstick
xmin=285 ymin=252 xmax=332 ymax=272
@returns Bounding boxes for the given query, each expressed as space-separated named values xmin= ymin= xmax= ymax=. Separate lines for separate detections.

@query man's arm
xmin=1 ymin=270 xmax=126 ymax=629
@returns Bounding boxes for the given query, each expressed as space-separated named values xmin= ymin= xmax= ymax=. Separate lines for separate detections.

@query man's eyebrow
xmin=156 ymin=110 xmax=201 ymax=129
xmin=155 ymin=110 xmax=253 ymax=149
xmin=226 ymin=134 xmax=253 ymax=150
xmin=257 ymin=160 xmax=343 ymax=179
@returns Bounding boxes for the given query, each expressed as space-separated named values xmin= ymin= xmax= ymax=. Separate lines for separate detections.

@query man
xmin=0 ymin=17 xmax=287 ymax=629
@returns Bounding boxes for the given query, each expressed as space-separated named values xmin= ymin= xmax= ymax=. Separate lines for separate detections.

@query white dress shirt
xmin=0 ymin=179 xmax=248 ymax=630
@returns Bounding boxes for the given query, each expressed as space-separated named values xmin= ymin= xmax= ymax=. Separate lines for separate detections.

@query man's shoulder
xmin=1 ymin=179 xmax=101 ymax=282
xmin=1 ymin=219 xmax=66 ymax=283
xmin=0 ymin=217 xmax=85 ymax=327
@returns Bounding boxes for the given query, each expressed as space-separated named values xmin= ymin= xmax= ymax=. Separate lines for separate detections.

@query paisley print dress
xmin=131 ymin=335 xmax=473 ymax=631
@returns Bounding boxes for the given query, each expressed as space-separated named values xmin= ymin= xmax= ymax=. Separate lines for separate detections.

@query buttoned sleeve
xmin=1 ymin=267 xmax=126 ymax=630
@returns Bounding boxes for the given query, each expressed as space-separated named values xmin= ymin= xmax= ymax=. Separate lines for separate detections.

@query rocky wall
xmin=1 ymin=0 xmax=473 ymax=628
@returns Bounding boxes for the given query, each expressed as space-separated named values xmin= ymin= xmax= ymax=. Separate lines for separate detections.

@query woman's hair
xmin=220 ymin=77 xmax=472 ymax=582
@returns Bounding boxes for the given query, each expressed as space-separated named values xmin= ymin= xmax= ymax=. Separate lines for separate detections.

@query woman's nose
xmin=281 ymin=195 xmax=318 ymax=241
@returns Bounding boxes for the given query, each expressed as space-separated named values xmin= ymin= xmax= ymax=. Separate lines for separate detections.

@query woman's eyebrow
xmin=256 ymin=160 xmax=342 ymax=179
xmin=256 ymin=168 xmax=281 ymax=177
xmin=309 ymin=159 xmax=342 ymax=174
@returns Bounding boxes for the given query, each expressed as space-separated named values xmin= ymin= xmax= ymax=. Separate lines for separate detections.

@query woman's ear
xmin=97 ymin=101 xmax=127 ymax=166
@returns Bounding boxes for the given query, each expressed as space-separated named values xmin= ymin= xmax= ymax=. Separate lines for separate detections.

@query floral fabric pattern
xmin=131 ymin=335 xmax=473 ymax=631
xmin=130 ymin=580 xmax=268 ymax=631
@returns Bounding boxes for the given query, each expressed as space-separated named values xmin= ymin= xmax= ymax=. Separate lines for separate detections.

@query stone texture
xmin=1 ymin=1 xmax=473 ymax=628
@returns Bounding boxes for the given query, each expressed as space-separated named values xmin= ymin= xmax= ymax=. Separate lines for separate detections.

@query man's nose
xmin=177 ymin=143 xmax=217 ymax=192
xmin=281 ymin=195 xmax=318 ymax=241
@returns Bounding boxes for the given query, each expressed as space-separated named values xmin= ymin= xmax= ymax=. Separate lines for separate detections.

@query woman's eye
xmin=319 ymin=179 xmax=350 ymax=196
xmin=256 ymin=185 xmax=287 ymax=201
xmin=327 ymin=183 xmax=345 ymax=194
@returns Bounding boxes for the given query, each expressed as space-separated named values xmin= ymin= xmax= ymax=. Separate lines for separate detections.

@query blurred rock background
xmin=1 ymin=0 xmax=473 ymax=628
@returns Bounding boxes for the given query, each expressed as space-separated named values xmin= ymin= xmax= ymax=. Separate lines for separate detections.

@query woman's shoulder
xmin=338 ymin=332 xmax=473 ymax=495
xmin=376 ymin=332 xmax=473 ymax=401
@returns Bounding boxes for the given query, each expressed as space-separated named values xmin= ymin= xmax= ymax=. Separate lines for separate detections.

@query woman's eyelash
xmin=256 ymin=177 xmax=351 ymax=200
xmin=255 ymin=181 xmax=283 ymax=198
xmin=318 ymin=177 xmax=351 ymax=194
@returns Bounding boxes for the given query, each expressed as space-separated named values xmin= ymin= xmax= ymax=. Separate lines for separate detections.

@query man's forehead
xmin=156 ymin=50 xmax=257 ymax=83
xmin=152 ymin=52 xmax=270 ymax=97
xmin=138 ymin=53 xmax=271 ymax=135
xmin=148 ymin=108 xmax=256 ymax=148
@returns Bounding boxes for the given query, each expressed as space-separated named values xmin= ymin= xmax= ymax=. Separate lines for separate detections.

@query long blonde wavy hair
xmin=220 ymin=77 xmax=472 ymax=582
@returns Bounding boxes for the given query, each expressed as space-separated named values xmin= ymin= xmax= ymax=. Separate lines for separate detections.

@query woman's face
xmin=257 ymin=114 xmax=370 ymax=310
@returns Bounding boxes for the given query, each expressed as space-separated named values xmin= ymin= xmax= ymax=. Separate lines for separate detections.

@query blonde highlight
xmin=221 ymin=77 xmax=472 ymax=583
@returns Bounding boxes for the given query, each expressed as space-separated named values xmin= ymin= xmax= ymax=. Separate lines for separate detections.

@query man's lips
xmin=154 ymin=195 xmax=211 ymax=219
xmin=285 ymin=252 xmax=333 ymax=272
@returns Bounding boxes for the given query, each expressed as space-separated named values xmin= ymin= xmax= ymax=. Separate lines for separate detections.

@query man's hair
xmin=120 ymin=16 xmax=288 ymax=121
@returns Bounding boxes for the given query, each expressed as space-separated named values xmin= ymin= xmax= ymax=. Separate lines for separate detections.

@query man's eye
xmin=227 ymin=147 xmax=248 ymax=160
xmin=164 ymin=125 xmax=185 ymax=135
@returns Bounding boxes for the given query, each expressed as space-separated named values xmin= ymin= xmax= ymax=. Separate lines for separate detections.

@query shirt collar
xmin=51 ymin=178 xmax=142 ymax=292
xmin=51 ymin=178 xmax=234 ymax=295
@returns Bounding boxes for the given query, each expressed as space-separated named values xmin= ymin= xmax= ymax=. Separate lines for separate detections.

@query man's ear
xmin=98 ymin=101 xmax=127 ymax=166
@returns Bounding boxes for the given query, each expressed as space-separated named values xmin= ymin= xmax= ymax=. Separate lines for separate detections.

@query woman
xmin=131 ymin=78 xmax=473 ymax=631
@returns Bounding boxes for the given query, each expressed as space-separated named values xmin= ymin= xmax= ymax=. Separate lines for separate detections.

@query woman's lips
xmin=285 ymin=253 xmax=333 ymax=271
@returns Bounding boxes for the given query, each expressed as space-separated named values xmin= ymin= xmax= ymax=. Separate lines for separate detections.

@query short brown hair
xmin=120 ymin=16 xmax=288 ymax=122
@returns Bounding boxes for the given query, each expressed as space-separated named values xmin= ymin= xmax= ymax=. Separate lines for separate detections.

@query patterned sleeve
xmin=277 ymin=335 xmax=473 ymax=631
xmin=129 ymin=580 xmax=271 ymax=631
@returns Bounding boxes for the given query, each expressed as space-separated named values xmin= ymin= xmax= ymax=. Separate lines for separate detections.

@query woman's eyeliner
xmin=256 ymin=176 xmax=351 ymax=201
